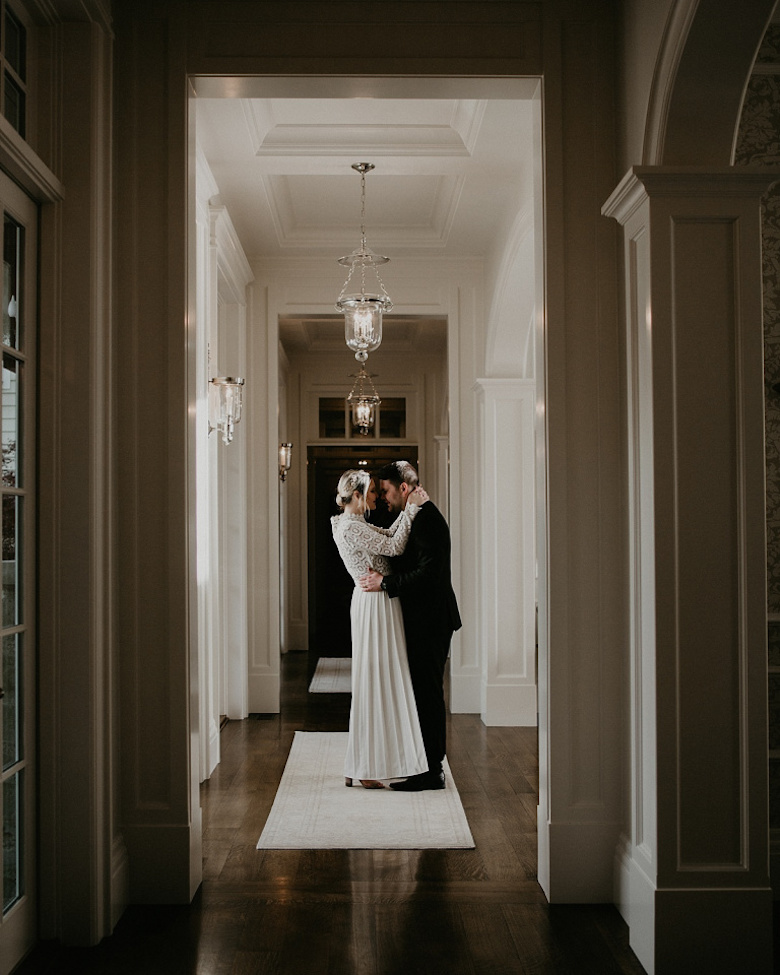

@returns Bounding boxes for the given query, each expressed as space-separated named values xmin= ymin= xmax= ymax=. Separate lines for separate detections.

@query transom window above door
xmin=0 ymin=3 xmax=26 ymax=139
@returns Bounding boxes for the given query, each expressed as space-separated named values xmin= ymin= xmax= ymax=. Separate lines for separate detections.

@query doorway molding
xmin=116 ymin=0 xmax=624 ymax=932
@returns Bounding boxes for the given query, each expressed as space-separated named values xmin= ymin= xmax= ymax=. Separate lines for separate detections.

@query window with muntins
xmin=0 ymin=3 xmax=25 ymax=139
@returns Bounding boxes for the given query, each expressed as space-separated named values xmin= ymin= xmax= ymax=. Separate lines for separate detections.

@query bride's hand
xmin=408 ymin=486 xmax=429 ymax=505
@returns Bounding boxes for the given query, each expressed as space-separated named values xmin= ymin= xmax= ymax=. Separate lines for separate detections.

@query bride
xmin=331 ymin=469 xmax=429 ymax=789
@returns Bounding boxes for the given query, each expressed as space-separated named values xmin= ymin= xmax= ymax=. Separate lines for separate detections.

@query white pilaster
xmin=603 ymin=167 xmax=773 ymax=974
xmin=475 ymin=379 xmax=536 ymax=725
xmin=433 ymin=435 xmax=450 ymax=521
xmin=210 ymin=204 xmax=253 ymax=721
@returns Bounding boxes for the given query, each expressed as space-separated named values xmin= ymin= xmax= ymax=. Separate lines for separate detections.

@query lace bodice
xmin=331 ymin=504 xmax=420 ymax=582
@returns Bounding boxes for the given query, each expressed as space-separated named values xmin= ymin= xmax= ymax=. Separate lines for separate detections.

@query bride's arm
xmin=350 ymin=504 xmax=420 ymax=556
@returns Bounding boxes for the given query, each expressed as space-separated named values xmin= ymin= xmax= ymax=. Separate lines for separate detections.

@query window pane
xmin=2 ymin=633 xmax=20 ymax=770
xmin=378 ymin=397 xmax=406 ymax=438
xmin=3 ymin=215 xmax=21 ymax=349
xmin=319 ymin=397 xmax=346 ymax=438
xmin=3 ymin=72 xmax=24 ymax=138
xmin=3 ymin=771 xmax=23 ymax=912
xmin=2 ymin=495 xmax=20 ymax=626
xmin=2 ymin=354 xmax=18 ymax=487
xmin=4 ymin=9 xmax=25 ymax=81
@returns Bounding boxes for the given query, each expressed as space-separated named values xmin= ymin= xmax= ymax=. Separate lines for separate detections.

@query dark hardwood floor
xmin=17 ymin=651 xmax=652 ymax=974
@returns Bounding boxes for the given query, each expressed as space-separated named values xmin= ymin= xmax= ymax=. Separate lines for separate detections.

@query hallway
xmin=17 ymin=652 xmax=646 ymax=974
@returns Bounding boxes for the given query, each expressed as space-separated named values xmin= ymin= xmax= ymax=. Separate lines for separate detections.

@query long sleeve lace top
xmin=330 ymin=503 xmax=421 ymax=583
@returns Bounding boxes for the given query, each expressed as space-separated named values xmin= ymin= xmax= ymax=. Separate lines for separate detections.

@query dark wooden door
xmin=307 ymin=445 xmax=419 ymax=656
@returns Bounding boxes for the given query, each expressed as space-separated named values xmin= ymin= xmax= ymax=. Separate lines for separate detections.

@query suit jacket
xmin=383 ymin=501 xmax=461 ymax=645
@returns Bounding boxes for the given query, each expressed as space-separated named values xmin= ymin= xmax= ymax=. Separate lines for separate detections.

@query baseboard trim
xmin=538 ymin=818 xmax=622 ymax=903
xmin=111 ymin=833 xmax=130 ymax=930
xmin=481 ymin=680 xmax=537 ymax=726
xmin=248 ymin=671 xmax=280 ymax=713
xmin=123 ymin=823 xmax=201 ymax=904
xmin=449 ymin=670 xmax=480 ymax=713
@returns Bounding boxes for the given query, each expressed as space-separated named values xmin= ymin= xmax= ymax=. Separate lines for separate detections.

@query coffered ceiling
xmin=195 ymin=94 xmax=535 ymax=355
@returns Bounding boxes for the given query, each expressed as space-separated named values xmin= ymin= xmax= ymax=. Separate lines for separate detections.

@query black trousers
xmin=405 ymin=631 xmax=452 ymax=774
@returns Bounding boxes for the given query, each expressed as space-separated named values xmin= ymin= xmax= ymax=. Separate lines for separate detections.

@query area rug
xmin=256 ymin=732 xmax=475 ymax=849
xmin=308 ymin=657 xmax=352 ymax=693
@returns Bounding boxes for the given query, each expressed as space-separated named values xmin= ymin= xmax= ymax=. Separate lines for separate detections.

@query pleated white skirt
xmin=344 ymin=588 xmax=428 ymax=781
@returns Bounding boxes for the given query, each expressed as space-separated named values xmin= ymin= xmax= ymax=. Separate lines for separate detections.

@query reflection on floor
xmin=17 ymin=650 xmax=655 ymax=974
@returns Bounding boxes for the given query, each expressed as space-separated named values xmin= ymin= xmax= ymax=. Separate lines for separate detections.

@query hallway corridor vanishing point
xmin=17 ymin=652 xmax=649 ymax=974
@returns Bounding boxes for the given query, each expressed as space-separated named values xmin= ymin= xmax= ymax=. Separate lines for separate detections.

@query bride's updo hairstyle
xmin=335 ymin=469 xmax=371 ymax=512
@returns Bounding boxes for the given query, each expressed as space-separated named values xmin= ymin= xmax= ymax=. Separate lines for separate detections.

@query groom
xmin=360 ymin=460 xmax=461 ymax=791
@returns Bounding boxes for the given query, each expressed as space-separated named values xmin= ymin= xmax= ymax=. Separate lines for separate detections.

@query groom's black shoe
xmin=389 ymin=770 xmax=446 ymax=792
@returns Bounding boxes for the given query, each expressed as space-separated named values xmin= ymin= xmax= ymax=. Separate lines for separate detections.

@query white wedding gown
xmin=331 ymin=506 xmax=428 ymax=781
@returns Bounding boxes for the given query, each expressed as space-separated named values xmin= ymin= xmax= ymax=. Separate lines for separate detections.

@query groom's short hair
xmin=376 ymin=460 xmax=419 ymax=488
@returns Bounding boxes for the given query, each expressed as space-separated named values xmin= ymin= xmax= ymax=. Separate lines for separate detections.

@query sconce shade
xmin=210 ymin=377 xmax=244 ymax=445
xmin=279 ymin=442 xmax=293 ymax=481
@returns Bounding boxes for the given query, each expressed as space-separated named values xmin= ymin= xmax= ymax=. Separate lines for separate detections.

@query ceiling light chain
xmin=336 ymin=162 xmax=393 ymax=363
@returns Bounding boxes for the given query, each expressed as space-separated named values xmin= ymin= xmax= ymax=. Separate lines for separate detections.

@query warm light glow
xmin=347 ymin=364 xmax=380 ymax=436
xmin=279 ymin=442 xmax=293 ymax=481
xmin=210 ymin=377 xmax=245 ymax=445
xmin=336 ymin=163 xmax=392 ymax=360
xmin=353 ymin=398 xmax=374 ymax=432
xmin=343 ymin=298 xmax=384 ymax=361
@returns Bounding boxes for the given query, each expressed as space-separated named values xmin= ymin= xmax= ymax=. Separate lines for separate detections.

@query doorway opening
xmin=190 ymin=74 xmax=544 ymax=780
xmin=307 ymin=444 xmax=420 ymax=658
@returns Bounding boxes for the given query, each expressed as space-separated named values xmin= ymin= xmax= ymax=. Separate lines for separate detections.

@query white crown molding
xmin=450 ymin=100 xmax=488 ymax=155
xmin=196 ymin=146 xmax=220 ymax=201
xmin=245 ymin=99 xmax=486 ymax=158
xmin=264 ymin=173 xmax=465 ymax=250
xmin=257 ymin=124 xmax=471 ymax=156
xmin=209 ymin=204 xmax=254 ymax=297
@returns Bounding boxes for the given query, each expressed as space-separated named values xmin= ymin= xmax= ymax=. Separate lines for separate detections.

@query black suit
xmin=383 ymin=502 xmax=461 ymax=774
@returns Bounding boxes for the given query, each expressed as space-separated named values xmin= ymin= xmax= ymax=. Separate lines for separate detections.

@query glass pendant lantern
xmin=336 ymin=163 xmax=392 ymax=362
xmin=347 ymin=364 xmax=381 ymax=436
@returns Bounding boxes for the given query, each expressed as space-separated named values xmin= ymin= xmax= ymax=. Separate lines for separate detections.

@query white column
xmin=219 ymin=301 xmax=249 ymax=719
xmin=207 ymin=204 xmax=253 ymax=720
xmin=195 ymin=159 xmax=220 ymax=782
xmin=246 ymin=276 xmax=282 ymax=712
xmin=475 ymin=379 xmax=536 ymax=725
xmin=433 ymin=435 xmax=450 ymax=520
xmin=603 ymin=168 xmax=773 ymax=973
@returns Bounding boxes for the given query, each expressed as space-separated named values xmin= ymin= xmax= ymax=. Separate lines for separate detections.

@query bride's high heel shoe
xmin=344 ymin=777 xmax=384 ymax=789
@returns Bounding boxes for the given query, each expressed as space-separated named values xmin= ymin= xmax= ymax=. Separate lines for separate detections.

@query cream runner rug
xmin=308 ymin=657 xmax=352 ymax=693
xmin=257 ymin=732 xmax=475 ymax=849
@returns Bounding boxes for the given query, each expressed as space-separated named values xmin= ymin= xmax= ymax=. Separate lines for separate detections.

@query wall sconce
xmin=209 ymin=377 xmax=245 ymax=445
xmin=279 ymin=442 xmax=293 ymax=481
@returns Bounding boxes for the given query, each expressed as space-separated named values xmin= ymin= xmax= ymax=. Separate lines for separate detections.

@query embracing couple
xmin=330 ymin=460 xmax=461 ymax=792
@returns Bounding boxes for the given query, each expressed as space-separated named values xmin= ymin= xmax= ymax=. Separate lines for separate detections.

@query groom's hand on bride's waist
xmin=359 ymin=570 xmax=383 ymax=592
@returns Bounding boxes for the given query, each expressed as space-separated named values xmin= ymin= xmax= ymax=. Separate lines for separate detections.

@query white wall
xmin=251 ymin=243 xmax=540 ymax=723
xmin=247 ymin=257 xmax=486 ymax=712
xmin=195 ymin=148 xmax=253 ymax=776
